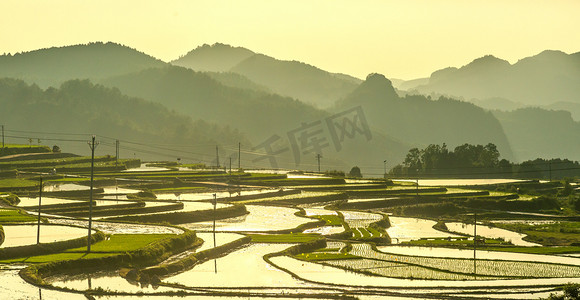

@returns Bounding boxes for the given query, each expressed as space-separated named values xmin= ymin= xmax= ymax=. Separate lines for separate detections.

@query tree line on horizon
xmin=390 ymin=143 xmax=580 ymax=180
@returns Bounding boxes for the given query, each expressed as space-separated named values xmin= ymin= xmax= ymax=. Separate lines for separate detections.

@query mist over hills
xmin=408 ymin=50 xmax=580 ymax=106
xmin=0 ymin=42 xmax=166 ymax=88
xmin=0 ymin=78 xmax=245 ymax=162
xmin=493 ymin=108 xmax=580 ymax=161
xmin=100 ymin=64 xmax=413 ymax=171
xmin=334 ymin=74 xmax=515 ymax=161
xmin=1 ymin=41 xmax=579 ymax=167
xmin=172 ymin=43 xmax=361 ymax=108
xmin=100 ymin=65 xmax=327 ymax=142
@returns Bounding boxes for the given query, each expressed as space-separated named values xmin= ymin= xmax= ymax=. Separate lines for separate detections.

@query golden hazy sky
xmin=1 ymin=0 xmax=579 ymax=79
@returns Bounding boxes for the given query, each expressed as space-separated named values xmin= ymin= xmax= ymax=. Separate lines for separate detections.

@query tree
xmin=478 ymin=143 xmax=500 ymax=167
xmin=547 ymin=283 xmax=580 ymax=299
xmin=404 ymin=148 xmax=422 ymax=171
xmin=348 ymin=166 xmax=362 ymax=178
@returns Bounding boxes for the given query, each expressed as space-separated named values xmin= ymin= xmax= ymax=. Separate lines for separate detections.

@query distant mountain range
xmin=1 ymin=42 xmax=579 ymax=167
xmin=0 ymin=78 xmax=245 ymax=162
xmin=0 ymin=42 xmax=166 ymax=88
xmin=334 ymin=74 xmax=515 ymax=161
xmin=172 ymin=43 xmax=361 ymax=108
xmin=401 ymin=50 xmax=580 ymax=107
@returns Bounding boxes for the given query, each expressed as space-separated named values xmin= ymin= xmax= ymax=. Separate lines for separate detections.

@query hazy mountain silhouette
xmin=391 ymin=77 xmax=429 ymax=91
xmin=172 ymin=43 xmax=361 ymax=108
xmin=470 ymin=97 xmax=526 ymax=112
xmin=101 ymin=65 xmax=327 ymax=141
xmin=205 ymin=71 xmax=272 ymax=93
xmin=335 ymin=73 xmax=515 ymax=161
xmin=0 ymin=42 xmax=166 ymax=88
xmin=493 ymin=108 xmax=580 ymax=161
xmin=0 ymin=78 xmax=246 ymax=162
xmin=172 ymin=43 xmax=255 ymax=72
xmin=101 ymin=66 xmax=412 ymax=170
xmin=411 ymin=50 xmax=580 ymax=106
xmin=544 ymin=101 xmax=580 ymax=122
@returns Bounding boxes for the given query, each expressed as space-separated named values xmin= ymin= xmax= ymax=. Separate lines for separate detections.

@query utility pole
xmin=383 ymin=160 xmax=387 ymax=179
xmin=416 ymin=178 xmax=419 ymax=197
xmin=549 ymin=162 xmax=552 ymax=182
xmin=316 ymin=153 xmax=322 ymax=173
xmin=238 ymin=142 xmax=241 ymax=170
xmin=215 ymin=145 xmax=220 ymax=169
xmin=1 ymin=124 xmax=4 ymax=148
xmin=473 ymin=211 xmax=477 ymax=277
xmin=37 ymin=177 xmax=43 ymax=244
xmin=229 ymin=157 xmax=232 ymax=174
xmin=115 ymin=139 xmax=119 ymax=169
xmin=213 ymin=193 xmax=217 ymax=274
xmin=87 ymin=135 xmax=99 ymax=252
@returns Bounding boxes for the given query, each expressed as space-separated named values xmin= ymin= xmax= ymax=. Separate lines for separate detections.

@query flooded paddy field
xmin=2 ymin=167 xmax=580 ymax=300
xmin=164 ymin=243 xmax=311 ymax=288
xmin=182 ymin=205 xmax=309 ymax=232
xmin=446 ymin=222 xmax=540 ymax=246
xmin=0 ymin=267 xmax=87 ymax=300
xmin=387 ymin=216 xmax=462 ymax=243
xmin=1 ymin=224 xmax=92 ymax=247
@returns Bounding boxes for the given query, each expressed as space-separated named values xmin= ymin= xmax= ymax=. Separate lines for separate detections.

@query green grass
xmin=64 ymin=234 xmax=173 ymax=253
xmin=494 ymin=222 xmax=580 ymax=246
xmin=294 ymin=252 xmax=359 ymax=261
xmin=0 ymin=252 xmax=114 ymax=263
xmin=247 ymin=233 xmax=320 ymax=243
xmin=368 ymin=227 xmax=381 ymax=237
xmin=360 ymin=228 xmax=371 ymax=238
xmin=351 ymin=227 xmax=382 ymax=240
xmin=315 ymin=215 xmax=343 ymax=226
xmin=0 ymin=155 xmax=110 ymax=167
xmin=0 ymin=178 xmax=38 ymax=188
xmin=352 ymin=228 xmax=362 ymax=239
xmin=0 ymin=234 xmax=173 ymax=263
xmin=487 ymin=246 xmax=580 ymax=255
xmin=0 ymin=209 xmax=37 ymax=223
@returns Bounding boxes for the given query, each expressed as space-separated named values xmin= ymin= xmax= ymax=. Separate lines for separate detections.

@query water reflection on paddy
xmin=156 ymin=189 xmax=275 ymax=201
xmin=164 ymin=243 xmax=312 ymax=288
xmin=303 ymin=225 xmax=345 ymax=235
xmin=446 ymin=222 xmax=539 ymax=247
xmin=101 ymin=186 xmax=142 ymax=194
xmin=182 ymin=205 xmax=309 ymax=232
xmin=123 ymin=164 xmax=170 ymax=172
xmin=43 ymin=183 xmax=89 ymax=192
xmin=386 ymin=217 xmax=460 ymax=243
xmin=17 ymin=196 xmax=83 ymax=206
xmin=303 ymin=207 xmax=337 ymax=216
xmin=0 ymin=224 xmax=92 ymax=248
xmin=49 ymin=270 xmax=176 ymax=294
xmin=0 ymin=269 xmax=86 ymax=300
xmin=195 ymin=232 xmax=245 ymax=252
